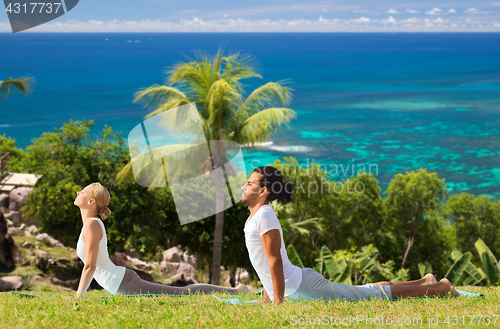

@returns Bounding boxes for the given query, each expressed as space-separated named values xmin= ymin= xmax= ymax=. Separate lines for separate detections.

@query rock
xmin=163 ymin=246 xmax=181 ymax=263
xmin=129 ymin=257 xmax=148 ymax=269
xmin=114 ymin=252 xmax=131 ymax=261
xmin=0 ymin=212 xmax=7 ymax=244
xmin=0 ymin=233 xmax=23 ymax=268
xmin=8 ymin=187 xmax=32 ymax=212
xmin=6 ymin=219 xmax=13 ymax=227
xmin=70 ymin=252 xmax=80 ymax=261
xmin=33 ymin=274 xmax=45 ymax=281
xmin=160 ymin=261 xmax=196 ymax=281
xmin=26 ymin=225 xmax=38 ymax=235
xmin=52 ymin=257 xmax=71 ymax=265
xmin=0 ymin=194 xmax=8 ymax=208
xmin=36 ymin=233 xmax=59 ymax=247
xmin=57 ymin=243 xmax=65 ymax=248
xmin=22 ymin=259 xmax=30 ymax=266
xmin=164 ymin=273 xmax=196 ymax=286
xmin=110 ymin=256 xmax=137 ymax=269
xmin=24 ymin=231 xmax=32 ymax=237
xmin=183 ymin=251 xmax=198 ymax=270
xmin=35 ymin=249 xmax=49 ymax=271
xmin=0 ymin=275 xmax=23 ymax=291
xmin=50 ymin=277 xmax=63 ymax=285
xmin=7 ymin=227 xmax=23 ymax=237
xmin=21 ymin=241 xmax=36 ymax=249
xmin=235 ymin=268 xmax=250 ymax=285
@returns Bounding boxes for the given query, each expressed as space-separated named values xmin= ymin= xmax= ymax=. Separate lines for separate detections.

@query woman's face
xmin=73 ymin=184 xmax=94 ymax=208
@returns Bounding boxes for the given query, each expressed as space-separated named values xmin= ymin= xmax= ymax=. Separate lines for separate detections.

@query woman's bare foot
xmin=424 ymin=273 xmax=437 ymax=285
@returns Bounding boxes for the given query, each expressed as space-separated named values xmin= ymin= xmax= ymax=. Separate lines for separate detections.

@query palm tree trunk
xmin=211 ymin=184 xmax=225 ymax=285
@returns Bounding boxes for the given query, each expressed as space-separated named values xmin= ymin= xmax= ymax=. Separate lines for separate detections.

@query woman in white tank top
xmin=74 ymin=182 xmax=247 ymax=297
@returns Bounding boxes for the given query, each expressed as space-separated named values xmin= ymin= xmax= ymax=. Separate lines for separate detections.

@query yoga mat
xmin=10 ymin=291 xmax=184 ymax=298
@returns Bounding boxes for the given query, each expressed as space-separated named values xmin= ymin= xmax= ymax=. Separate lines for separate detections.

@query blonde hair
xmin=91 ymin=182 xmax=112 ymax=220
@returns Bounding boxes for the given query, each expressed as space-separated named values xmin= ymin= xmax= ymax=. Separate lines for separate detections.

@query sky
xmin=1 ymin=0 xmax=500 ymax=32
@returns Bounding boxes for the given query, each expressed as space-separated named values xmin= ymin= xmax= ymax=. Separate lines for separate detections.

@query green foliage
xmin=0 ymin=134 xmax=25 ymax=172
xmin=286 ymin=245 xmax=304 ymax=269
xmin=418 ymin=263 xmax=433 ymax=277
xmin=447 ymin=193 xmax=500 ymax=258
xmin=475 ymin=238 xmax=500 ymax=285
xmin=384 ymin=168 xmax=448 ymax=270
xmin=445 ymin=247 xmax=487 ymax=286
xmin=445 ymin=252 xmax=473 ymax=285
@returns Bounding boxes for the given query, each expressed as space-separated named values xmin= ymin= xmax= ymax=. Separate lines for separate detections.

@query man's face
xmin=241 ymin=172 xmax=267 ymax=206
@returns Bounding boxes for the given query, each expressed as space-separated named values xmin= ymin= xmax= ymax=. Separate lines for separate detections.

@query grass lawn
xmin=0 ymin=286 xmax=498 ymax=328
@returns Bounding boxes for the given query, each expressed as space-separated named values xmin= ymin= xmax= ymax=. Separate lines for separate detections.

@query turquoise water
xmin=1 ymin=33 xmax=499 ymax=198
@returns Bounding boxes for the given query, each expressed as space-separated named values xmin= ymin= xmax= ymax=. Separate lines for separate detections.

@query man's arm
xmin=261 ymin=229 xmax=285 ymax=304
xmin=76 ymin=221 xmax=102 ymax=297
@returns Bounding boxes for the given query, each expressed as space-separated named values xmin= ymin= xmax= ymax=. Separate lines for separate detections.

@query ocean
xmin=1 ymin=33 xmax=500 ymax=198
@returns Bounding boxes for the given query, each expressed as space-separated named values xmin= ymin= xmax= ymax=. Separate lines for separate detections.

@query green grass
xmin=1 ymin=287 xmax=498 ymax=328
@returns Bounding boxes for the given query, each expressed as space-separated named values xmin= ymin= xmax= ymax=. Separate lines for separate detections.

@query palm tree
xmin=118 ymin=49 xmax=296 ymax=285
xmin=0 ymin=76 xmax=34 ymax=100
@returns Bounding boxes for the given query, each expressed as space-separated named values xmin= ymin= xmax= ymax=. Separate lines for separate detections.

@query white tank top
xmin=76 ymin=217 xmax=126 ymax=295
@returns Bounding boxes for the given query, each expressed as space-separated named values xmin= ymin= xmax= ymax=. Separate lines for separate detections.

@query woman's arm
xmin=76 ymin=220 xmax=102 ymax=297
xmin=261 ymin=229 xmax=285 ymax=304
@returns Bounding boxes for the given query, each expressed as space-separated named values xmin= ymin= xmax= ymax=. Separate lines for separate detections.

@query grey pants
xmin=287 ymin=268 xmax=393 ymax=301
xmin=115 ymin=268 xmax=239 ymax=295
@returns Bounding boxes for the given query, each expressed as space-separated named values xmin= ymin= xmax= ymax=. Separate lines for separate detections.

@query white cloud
xmin=224 ymin=14 xmax=228 ymax=18
xmin=406 ymin=9 xmax=419 ymax=13
xmin=402 ymin=17 xmax=420 ymax=23
xmin=465 ymin=8 xmax=478 ymax=13
xmin=425 ymin=7 xmax=442 ymax=15
xmin=448 ymin=9 xmax=456 ymax=13
xmin=351 ymin=17 xmax=370 ymax=22
xmin=322 ymin=9 xmax=328 ymax=12
xmin=387 ymin=9 xmax=399 ymax=14
xmin=2 ymin=15 xmax=499 ymax=33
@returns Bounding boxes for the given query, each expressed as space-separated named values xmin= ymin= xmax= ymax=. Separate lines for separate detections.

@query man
xmin=240 ymin=166 xmax=459 ymax=305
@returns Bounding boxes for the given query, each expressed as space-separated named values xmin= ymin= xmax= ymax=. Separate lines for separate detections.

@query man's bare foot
xmin=450 ymin=288 xmax=461 ymax=297
xmin=436 ymin=278 xmax=460 ymax=297
xmin=424 ymin=273 xmax=437 ymax=285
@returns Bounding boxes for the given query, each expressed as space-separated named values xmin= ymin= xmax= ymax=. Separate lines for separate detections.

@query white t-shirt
xmin=243 ymin=204 xmax=302 ymax=301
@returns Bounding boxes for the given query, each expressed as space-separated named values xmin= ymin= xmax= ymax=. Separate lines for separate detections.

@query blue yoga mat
xmin=214 ymin=289 xmax=486 ymax=305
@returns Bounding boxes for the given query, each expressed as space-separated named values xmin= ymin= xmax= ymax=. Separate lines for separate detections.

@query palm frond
xmin=134 ymin=85 xmax=188 ymax=110
xmin=222 ymin=53 xmax=261 ymax=83
xmin=228 ymin=82 xmax=292 ymax=132
xmin=0 ymin=76 xmax=35 ymax=99
xmin=238 ymin=107 xmax=296 ymax=144
xmin=288 ymin=217 xmax=324 ymax=236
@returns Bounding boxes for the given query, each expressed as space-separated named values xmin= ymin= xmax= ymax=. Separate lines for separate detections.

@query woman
xmin=240 ymin=166 xmax=460 ymax=304
xmin=74 ymin=182 xmax=246 ymax=297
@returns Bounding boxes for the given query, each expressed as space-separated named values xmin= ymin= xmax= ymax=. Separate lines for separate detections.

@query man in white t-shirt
xmin=240 ymin=166 xmax=459 ymax=305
